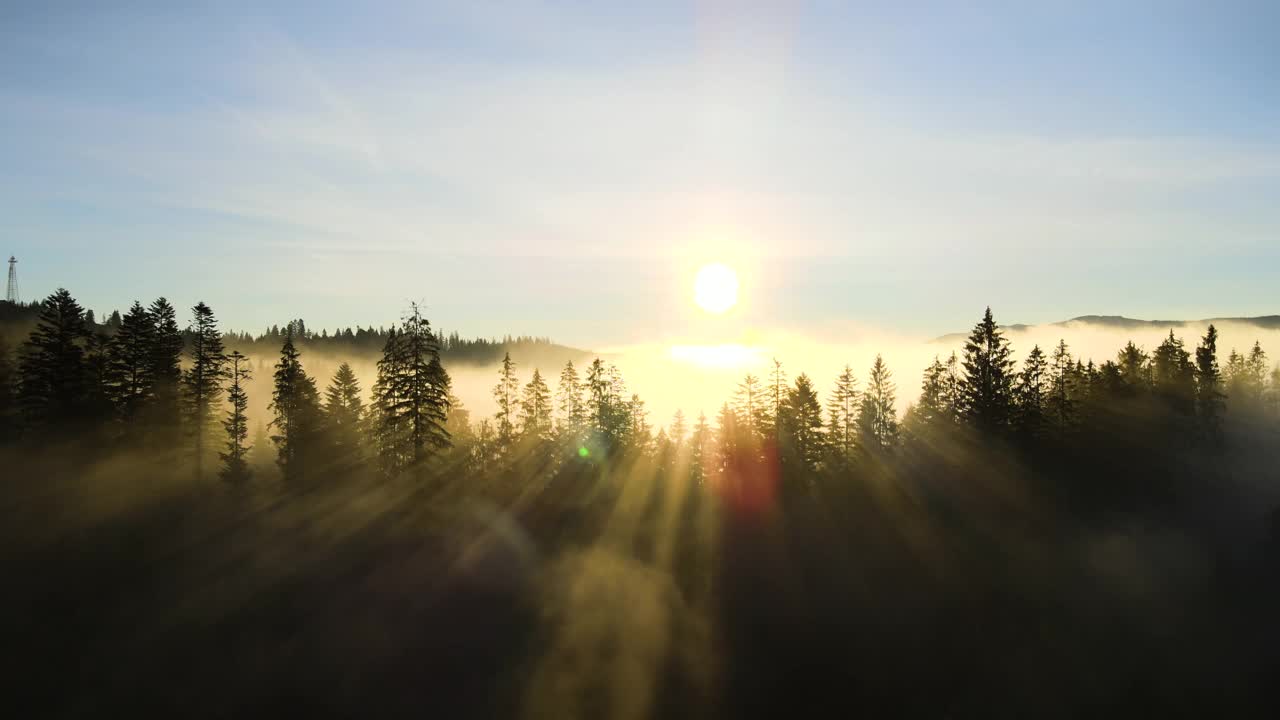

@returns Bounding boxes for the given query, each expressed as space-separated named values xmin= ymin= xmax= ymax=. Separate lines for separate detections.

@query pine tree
xmin=959 ymin=307 xmax=1015 ymax=431
xmin=520 ymin=368 xmax=553 ymax=441
xmin=689 ymin=411 xmax=710 ymax=485
xmin=556 ymin=360 xmax=586 ymax=441
xmin=323 ymin=362 xmax=364 ymax=465
xmin=1194 ymin=324 xmax=1224 ymax=443
xmin=826 ymin=364 xmax=859 ymax=460
xmin=783 ymin=373 xmax=825 ymax=470
xmin=1244 ymin=341 xmax=1270 ymax=405
xmin=18 ymin=288 xmax=90 ymax=433
xmin=1047 ymin=339 xmax=1077 ymax=432
xmin=858 ymin=354 xmax=898 ymax=451
xmin=1014 ymin=345 xmax=1048 ymax=440
xmin=369 ymin=305 xmax=451 ymax=476
xmin=912 ymin=356 xmax=953 ymax=432
xmin=146 ymin=297 xmax=184 ymax=438
xmin=669 ymin=409 xmax=688 ymax=448
xmin=83 ymin=329 xmax=116 ymax=423
xmin=183 ymin=302 xmax=227 ymax=479
xmin=764 ymin=358 xmax=788 ymax=444
xmin=586 ymin=358 xmax=628 ymax=451
xmin=733 ymin=373 xmax=767 ymax=442
xmin=220 ymin=351 xmax=252 ymax=483
xmin=1116 ymin=341 xmax=1151 ymax=394
xmin=108 ymin=301 xmax=156 ymax=422
xmin=269 ymin=329 xmax=321 ymax=480
xmin=493 ymin=352 xmax=520 ymax=454
xmin=1153 ymin=330 xmax=1195 ymax=416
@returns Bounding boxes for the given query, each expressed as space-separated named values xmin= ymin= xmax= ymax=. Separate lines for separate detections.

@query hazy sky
xmin=3 ymin=1 xmax=1278 ymax=347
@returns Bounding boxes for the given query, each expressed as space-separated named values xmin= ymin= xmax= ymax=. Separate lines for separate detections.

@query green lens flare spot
xmin=578 ymin=447 xmax=590 ymax=458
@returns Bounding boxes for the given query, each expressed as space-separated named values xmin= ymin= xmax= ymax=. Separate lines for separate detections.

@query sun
xmin=693 ymin=262 xmax=739 ymax=314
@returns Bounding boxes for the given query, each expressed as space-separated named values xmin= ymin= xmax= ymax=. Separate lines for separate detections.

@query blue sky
xmin=3 ymin=1 xmax=1278 ymax=346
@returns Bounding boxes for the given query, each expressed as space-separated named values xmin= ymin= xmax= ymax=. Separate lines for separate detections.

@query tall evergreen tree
xmin=912 ymin=356 xmax=954 ymax=432
xmin=764 ymin=358 xmax=788 ymax=444
xmin=18 ymin=288 xmax=90 ymax=433
xmin=220 ymin=351 xmax=252 ymax=483
xmin=858 ymin=354 xmax=898 ymax=451
xmin=146 ymin=297 xmax=184 ymax=438
xmin=368 ymin=305 xmax=451 ymax=476
xmin=493 ymin=352 xmax=520 ymax=454
xmin=669 ymin=409 xmax=688 ymax=448
xmin=520 ymin=368 xmax=553 ymax=441
xmin=1194 ymin=324 xmax=1224 ymax=443
xmin=323 ymin=362 xmax=364 ymax=465
xmin=1015 ymin=345 xmax=1049 ymax=440
xmin=689 ymin=411 xmax=710 ymax=485
xmin=959 ymin=307 xmax=1015 ymax=431
xmin=183 ymin=302 xmax=227 ymax=479
xmin=1153 ymin=330 xmax=1195 ymax=416
xmin=1116 ymin=341 xmax=1151 ymax=394
xmin=556 ymin=360 xmax=586 ymax=441
xmin=783 ymin=373 xmax=825 ymax=471
xmin=733 ymin=373 xmax=767 ymax=442
xmin=108 ymin=301 xmax=156 ymax=421
xmin=268 ymin=329 xmax=321 ymax=481
xmin=1047 ymin=339 xmax=1077 ymax=431
xmin=826 ymin=364 xmax=859 ymax=460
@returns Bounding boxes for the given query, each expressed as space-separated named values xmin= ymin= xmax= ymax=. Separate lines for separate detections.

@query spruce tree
xmin=913 ymin=356 xmax=952 ymax=431
xmin=182 ymin=302 xmax=227 ymax=479
xmin=17 ymin=288 xmax=90 ymax=433
xmin=1116 ymin=341 xmax=1151 ymax=393
xmin=493 ymin=352 xmax=520 ymax=454
xmin=689 ymin=411 xmax=710 ymax=485
xmin=783 ymin=373 xmax=825 ymax=471
xmin=764 ymin=358 xmax=787 ymax=444
xmin=520 ymin=368 xmax=553 ymax=441
xmin=369 ymin=305 xmax=451 ymax=476
xmin=323 ymin=362 xmax=364 ymax=465
xmin=556 ymin=360 xmax=586 ymax=441
xmin=733 ymin=373 xmax=766 ymax=442
xmin=269 ymin=329 xmax=321 ymax=481
xmin=1153 ymin=330 xmax=1195 ymax=416
xmin=1245 ymin=341 xmax=1269 ymax=403
xmin=108 ymin=301 xmax=156 ymax=422
xmin=858 ymin=354 xmax=898 ymax=451
xmin=220 ymin=351 xmax=252 ymax=483
xmin=147 ymin=297 xmax=184 ymax=438
xmin=826 ymin=364 xmax=859 ymax=460
xmin=1194 ymin=324 xmax=1224 ymax=443
xmin=669 ymin=408 xmax=687 ymax=448
xmin=959 ymin=307 xmax=1015 ymax=431
xmin=1047 ymin=339 xmax=1077 ymax=432
xmin=1015 ymin=345 xmax=1048 ymax=440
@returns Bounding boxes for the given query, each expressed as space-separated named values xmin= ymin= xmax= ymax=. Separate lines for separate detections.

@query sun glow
xmin=693 ymin=262 xmax=739 ymax=314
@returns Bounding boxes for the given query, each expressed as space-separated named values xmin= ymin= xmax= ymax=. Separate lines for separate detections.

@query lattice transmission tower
xmin=5 ymin=256 xmax=17 ymax=303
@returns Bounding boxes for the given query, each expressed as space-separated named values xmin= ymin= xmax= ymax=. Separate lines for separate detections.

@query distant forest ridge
xmin=0 ymin=300 xmax=592 ymax=367
xmin=933 ymin=314 xmax=1280 ymax=344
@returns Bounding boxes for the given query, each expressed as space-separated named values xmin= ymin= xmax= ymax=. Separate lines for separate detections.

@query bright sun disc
xmin=693 ymin=263 xmax=739 ymax=314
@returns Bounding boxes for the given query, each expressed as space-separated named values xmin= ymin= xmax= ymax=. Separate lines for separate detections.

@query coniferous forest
xmin=3 ymin=289 xmax=1280 ymax=717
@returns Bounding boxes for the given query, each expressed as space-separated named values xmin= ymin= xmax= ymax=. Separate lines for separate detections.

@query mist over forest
xmin=3 ymin=287 xmax=1280 ymax=717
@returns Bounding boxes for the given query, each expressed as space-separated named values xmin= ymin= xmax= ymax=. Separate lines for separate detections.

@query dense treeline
xmin=3 ymin=290 xmax=1280 ymax=716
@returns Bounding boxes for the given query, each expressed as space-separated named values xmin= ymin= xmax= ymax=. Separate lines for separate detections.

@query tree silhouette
xmin=826 ymin=364 xmax=859 ymax=461
xmin=182 ymin=302 xmax=227 ymax=480
xmin=17 ymin=288 xmax=89 ymax=434
xmin=324 ymin=362 xmax=365 ymax=467
xmin=268 ymin=329 xmax=321 ymax=481
xmin=556 ymin=360 xmax=586 ymax=444
xmin=146 ymin=297 xmax=184 ymax=440
xmin=1014 ymin=344 xmax=1048 ymax=441
xmin=520 ymin=368 xmax=553 ymax=442
xmin=1047 ymin=339 xmax=1077 ymax=432
xmin=108 ymin=301 xmax=156 ymax=423
xmin=219 ymin=351 xmax=252 ymax=483
xmin=368 ymin=305 xmax=450 ymax=476
xmin=858 ymin=355 xmax=898 ymax=452
xmin=959 ymin=307 xmax=1015 ymax=431
xmin=493 ymin=352 xmax=520 ymax=455
xmin=783 ymin=373 xmax=825 ymax=471
xmin=1194 ymin=324 xmax=1224 ymax=444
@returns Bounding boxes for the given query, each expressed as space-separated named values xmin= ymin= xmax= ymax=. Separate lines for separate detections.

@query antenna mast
xmin=5 ymin=256 xmax=16 ymax=303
